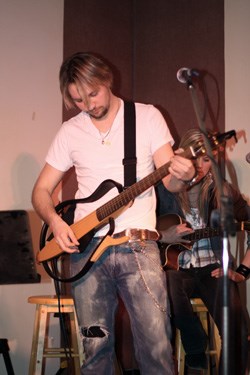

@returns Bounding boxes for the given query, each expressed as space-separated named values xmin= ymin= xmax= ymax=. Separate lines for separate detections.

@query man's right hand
xmin=50 ymin=215 xmax=80 ymax=254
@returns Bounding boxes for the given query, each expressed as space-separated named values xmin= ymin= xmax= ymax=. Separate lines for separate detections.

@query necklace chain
xmin=96 ymin=98 xmax=120 ymax=145
xmin=98 ymin=100 xmax=120 ymax=146
xmin=99 ymin=128 xmax=112 ymax=145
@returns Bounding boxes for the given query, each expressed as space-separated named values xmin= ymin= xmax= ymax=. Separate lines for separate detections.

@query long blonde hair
xmin=177 ymin=128 xmax=221 ymax=219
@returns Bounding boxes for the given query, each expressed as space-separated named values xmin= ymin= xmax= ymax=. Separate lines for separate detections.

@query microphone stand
xmin=183 ymin=76 xmax=236 ymax=375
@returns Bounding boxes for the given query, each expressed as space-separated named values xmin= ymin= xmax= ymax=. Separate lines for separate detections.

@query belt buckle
xmin=125 ymin=228 xmax=140 ymax=242
xmin=125 ymin=229 xmax=147 ymax=252
xmin=125 ymin=229 xmax=147 ymax=251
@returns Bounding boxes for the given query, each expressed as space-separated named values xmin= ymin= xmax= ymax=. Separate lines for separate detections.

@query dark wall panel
xmin=133 ymin=0 xmax=224 ymax=143
xmin=63 ymin=0 xmax=224 ymax=145
xmin=62 ymin=0 xmax=224 ymax=198
xmin=64 ymin=0 xmax=135 ymax=101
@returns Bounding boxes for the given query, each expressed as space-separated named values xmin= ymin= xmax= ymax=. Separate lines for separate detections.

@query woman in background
xmin=157 ymin=128 xmax=249 ymax=374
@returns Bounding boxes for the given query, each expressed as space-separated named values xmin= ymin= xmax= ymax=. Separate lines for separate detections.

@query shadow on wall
xmin=10 ymin=152 xmax=53 ymax=282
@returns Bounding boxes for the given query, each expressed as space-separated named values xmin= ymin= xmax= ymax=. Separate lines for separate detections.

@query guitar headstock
xmin=187 ymin=129 xmax=237 ymax=159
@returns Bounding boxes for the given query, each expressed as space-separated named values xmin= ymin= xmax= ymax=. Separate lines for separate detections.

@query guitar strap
xmin=123 ymin=101 xmax=137 ymax=187
xmin=41 ymin=101 xmax=137 ymax=283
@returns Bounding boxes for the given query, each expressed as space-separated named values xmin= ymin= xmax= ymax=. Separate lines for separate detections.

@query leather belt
xmin=113 ymin=228 xmax=160 ymax=242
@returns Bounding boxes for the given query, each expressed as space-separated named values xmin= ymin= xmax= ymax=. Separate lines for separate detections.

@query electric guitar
xmin=37 ymin=130 xmax=237 ymax=269
xmin=157 ymin=213 xmax=250 ymax=270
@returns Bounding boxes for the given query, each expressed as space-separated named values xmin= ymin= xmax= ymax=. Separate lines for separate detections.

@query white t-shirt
xmin=46 ymin=100 xmax=173 ymax=235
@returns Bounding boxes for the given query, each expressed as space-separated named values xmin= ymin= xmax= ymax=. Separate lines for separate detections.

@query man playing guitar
xmin=32 ymin=52 xmax=196 ymax=374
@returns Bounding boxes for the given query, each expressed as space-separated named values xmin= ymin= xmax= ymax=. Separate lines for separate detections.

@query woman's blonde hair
xmin=177 ymin=128 xmax=220 ymax=219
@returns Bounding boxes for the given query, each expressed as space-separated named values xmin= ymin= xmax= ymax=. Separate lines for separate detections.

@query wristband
xmin=181 ymin=170 xmax=199 ymax=188
xmin=236 ymin=264 xmax=250 ymax=279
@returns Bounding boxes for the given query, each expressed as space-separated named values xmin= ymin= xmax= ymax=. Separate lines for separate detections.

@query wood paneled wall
xmin=63 ymin=0 xmax=224 ymax=142
xmin=62 ymin=0 xmax=224 ymax=199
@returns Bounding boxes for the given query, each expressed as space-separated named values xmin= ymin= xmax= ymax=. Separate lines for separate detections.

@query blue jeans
xmin=71 ymin=238 xmax=174 ymax=374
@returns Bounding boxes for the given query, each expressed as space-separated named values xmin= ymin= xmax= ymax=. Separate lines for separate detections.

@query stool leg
xmin=29 ymin=304 xmax=47 ymax=375
xmin=69 ymin=310 xmax=81 ymax=373
xmin=199 ymin=311 xmax=210 ymax=374
xmin=175 ymin=330 xmax=185 ymax=375
xmin=56 ymin=306 xmax=84 ymax=373
xmin=73 ymin=307 xmax=84 ymax=367
xmin=208 ymin=315 xmax=221 ymax=372
xmin=29 ymin=305 xmax=41 ymax=375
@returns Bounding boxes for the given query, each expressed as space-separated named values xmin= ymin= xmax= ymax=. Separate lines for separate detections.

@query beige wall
xmin=0 ymin=1 xmax=64 ymax=374
xmin=0 ymin=0 xmax=249 ymax=373
xmin=225 ymin=0 xmax=250 ymax=314
xmin=225 ymin=0 xmax=250 ymax=201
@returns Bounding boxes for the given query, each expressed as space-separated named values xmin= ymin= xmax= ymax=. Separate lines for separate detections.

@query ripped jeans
xmin=71 ymin=238 xmax=174 ymax=375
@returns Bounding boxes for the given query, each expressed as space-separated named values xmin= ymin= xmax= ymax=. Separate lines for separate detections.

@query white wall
xmin=225 ymin=0 xmax=250 ymax=313
xmin=0 ymin=1 xmax=64 ymax=374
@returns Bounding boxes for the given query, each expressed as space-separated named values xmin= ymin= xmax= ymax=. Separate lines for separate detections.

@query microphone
xmin=246 ymin=152 xmax=250 ymax=164
xmin=177 ymin=67 xmax=200 ymax=84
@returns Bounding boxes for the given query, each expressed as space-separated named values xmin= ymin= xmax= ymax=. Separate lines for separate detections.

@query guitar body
xmin=38 ymin=172 xmax=133 ymax=263
xmin=157 ymin=213 xmax=250 ymax=271
xmin=157 ymin=214 xmax=193 ymax=270
xmin=159 ymin=242 xmax=192 ymax=270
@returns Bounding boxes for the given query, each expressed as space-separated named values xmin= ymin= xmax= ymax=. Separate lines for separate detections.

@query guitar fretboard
xmin=96 ymin=146 xmax=197 ymax=222
xmin=184 ymin=221 xmax=249 ymax=242
xmin=184 ymin=227 xmax=221 ymax=241
xmin=96 ymin=163 xmax=170 ymax=221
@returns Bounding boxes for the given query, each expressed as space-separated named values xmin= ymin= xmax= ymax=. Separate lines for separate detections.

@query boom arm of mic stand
xmin=186 ymin=81 xmax=223 ymax=192
xmin=185 ymin=79 xmax=232 ymax=375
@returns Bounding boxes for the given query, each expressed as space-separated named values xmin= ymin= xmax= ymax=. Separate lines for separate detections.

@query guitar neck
xmin=96 ymin=163 xmax=169 ymax=221
xmin=96 ymin=147 xmax=198 ymax=222
xmin=184 ymin=227 xmax=221 ymax=242
xmin=183 ymin=221 xmax=249 ymax=242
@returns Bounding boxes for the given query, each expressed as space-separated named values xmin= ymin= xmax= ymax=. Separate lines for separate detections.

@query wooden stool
xmin=28 ymin=295 xmax=84 ymax=375
xmin=175 ymin=298 xmax=221 ymax=374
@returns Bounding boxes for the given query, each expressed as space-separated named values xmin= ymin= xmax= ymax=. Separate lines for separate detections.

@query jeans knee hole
xmin=82 ymin=325 xmax=106 ymax=338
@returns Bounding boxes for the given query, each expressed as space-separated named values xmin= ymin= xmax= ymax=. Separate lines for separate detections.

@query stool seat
xmin=28 ymin=295 xmax=75 ymax=306
xmin=175 ymin=298 xmax=221 ymax=375
xmin=28 ymin=295 xmax=84 ymax=375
